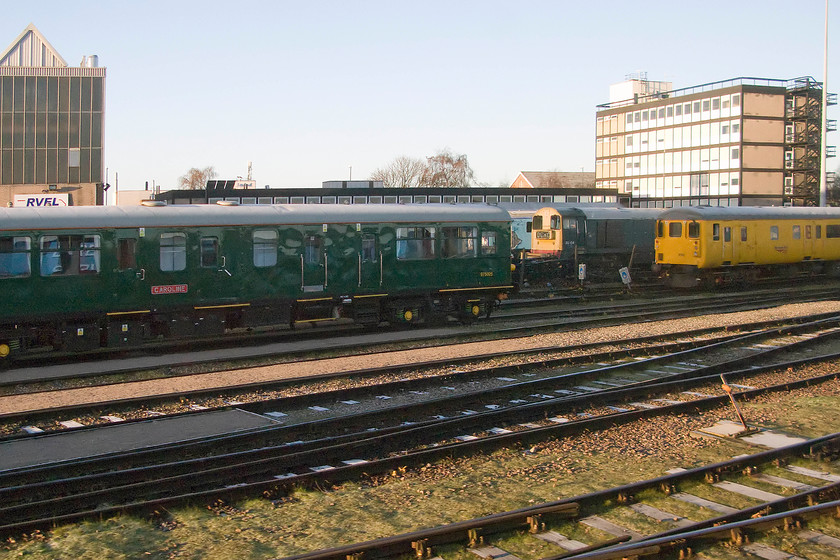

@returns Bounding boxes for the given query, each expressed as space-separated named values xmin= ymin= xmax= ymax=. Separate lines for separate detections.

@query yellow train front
xmin=654 ymin=206 xmax=840 ymax=288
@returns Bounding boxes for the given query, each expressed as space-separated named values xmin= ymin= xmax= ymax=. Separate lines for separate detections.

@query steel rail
xmin=2 ymin=317 xmax=838 ymax=486
xmin=3 ymin=286 xmax=834 ymax=390
xmin=4 ymin=306 xmax=838 ymax=443
xmin=556 ymin=495 xmax=840 ymax=559
xmin=270 ymin=434 xmax=840 ymax=560
xmin=1 ymin=311 xmax=836 ymax=486
xmin=0 ymin=366 xmax=837 ymax=537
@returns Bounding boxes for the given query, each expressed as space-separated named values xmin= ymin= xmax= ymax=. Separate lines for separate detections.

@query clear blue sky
xmin=3 ymin=0 xmax=837 ymax=191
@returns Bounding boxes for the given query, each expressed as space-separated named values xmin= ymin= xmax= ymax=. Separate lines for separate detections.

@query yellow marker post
xmin=720 ymin=373 xmax=749 ymax=431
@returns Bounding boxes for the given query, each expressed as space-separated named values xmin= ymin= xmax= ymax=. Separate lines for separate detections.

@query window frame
xmin=668 ymin=222 xmax=683 ymax=238
xmin=40 ymin=234 xmax=100 ymax=276
xmin=160 ymin=232 xmax=187 ymax=272
xmin=396 ymin=227 xmax=436 ymax=260
xmin=441 ymin=226 xmax=478 ymax=259
xmin=117 ymin=238 xmax=136 ymax=271
xmin=253 ymin=230 xmax=278 ymax=268
xmin=0 ymin=236 xmax=31 ymax=278
xmin=481 ymin=231 xmax=497 ymax=255
xmin=361 ymin=234 xmax=377 ymax=262
xmin=200 ymin=237 xmax=219 ymax=268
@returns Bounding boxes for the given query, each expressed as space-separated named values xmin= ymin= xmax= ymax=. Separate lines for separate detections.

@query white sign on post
xmin=13 ymin=194 xmax=69 ymax=207
xmin=619 ymin=267 xmax=632 ymax=285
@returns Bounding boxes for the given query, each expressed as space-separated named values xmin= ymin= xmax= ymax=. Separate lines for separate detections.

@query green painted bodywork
xmin=0 ymin=205 xmax=511 ymax=350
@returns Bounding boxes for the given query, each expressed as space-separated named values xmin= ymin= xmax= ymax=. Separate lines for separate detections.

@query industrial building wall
xmin=743 ymin=92 xmax=785 ymax=118
xmin=742 ymin=171 xmax=784 ymax=195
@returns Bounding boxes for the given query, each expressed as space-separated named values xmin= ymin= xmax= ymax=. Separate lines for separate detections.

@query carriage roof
xmin=0 ymin=203 xmax=511 ymax=232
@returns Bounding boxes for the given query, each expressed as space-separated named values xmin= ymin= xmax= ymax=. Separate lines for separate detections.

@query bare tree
xmin=179 ymin=166 xmax=217 ymax=190
xmin=370 ymin=156 xmax=426 ymax=188
xmin=827 ymin=164 xmax=840 ymax=206
xmin=419 ymin=149 xmax=475 ymax=188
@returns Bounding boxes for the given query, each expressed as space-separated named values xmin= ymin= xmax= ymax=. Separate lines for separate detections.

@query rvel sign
xmin=13 ymin=194 xmax=70 ymax=207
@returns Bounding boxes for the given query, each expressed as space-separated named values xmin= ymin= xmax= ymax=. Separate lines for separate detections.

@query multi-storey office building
xmin=0 ymin=24 xmax=105 ymax=206
xmin=595 ymin=77 xmax=835 ymax=208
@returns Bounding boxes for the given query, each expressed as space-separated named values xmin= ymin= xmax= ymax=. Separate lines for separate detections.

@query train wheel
xmin=459 ymin=301 xmax=482 ymax=325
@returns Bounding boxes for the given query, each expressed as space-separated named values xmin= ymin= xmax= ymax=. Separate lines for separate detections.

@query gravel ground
xmin=3 ymin=300 xmax=840 ymax=416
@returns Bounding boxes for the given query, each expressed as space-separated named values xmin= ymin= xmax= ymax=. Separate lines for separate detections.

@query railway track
xmin=2 ymin=311 xmax=839 ymax=433
xmin=3 ymin=285 xmax=837 ymax=393
xmin=1 ymin=318 xmax=839 ymax=537
xmin=276 ymin=433 xmax=840 ymax=560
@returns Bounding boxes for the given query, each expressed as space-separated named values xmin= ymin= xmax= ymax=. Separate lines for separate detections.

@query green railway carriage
xmin=0 ymin=203 xmax=512 ymax=360
xmin=654 ymin=206 xmax=840 ymax=288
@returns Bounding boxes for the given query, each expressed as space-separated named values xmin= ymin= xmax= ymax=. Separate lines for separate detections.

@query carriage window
xmin=362 ymin=234 xmax=377 ymax=262
xmin=40 ymin=235 xmax=100 ymax=276
xmin=200 ymin=237 xmax=219 ymax=268
xmin=441 ymin=227 xmax=477 ymax=258
xmin=396 ymin=227 xmax=436 ymax=260
xmin=817 ymin=225 xmax=823 ymax=238
xmin=723 ymin=227 xmax=731 ymax=242
xmin=550 ymin=215 xmax=561 ymax=230
xmin=712 ymin=224 xmax=720 ymax=241
xmin=0 ymin=236 xmax=31 ymax=278
xmin=657 ymin=221 xmax=663 ymax=237
xmin=792 ymin=225 xmax=801 ymax=240
xmin=805 ymin=226 xmax=812 ymax=239
xmin=253 ymin=230 xmax=278 ymax=267
xmin=563 ymin=218 xmax=577 ymax=232
xmin=741 ymin=227 xmax=747 ymax=242
xmin=826 ymin=225 xmax=840 ymax=238
xmin=160 ymin=233 xmax=186 ymax=271
xmin=688 ymin=222 xmax=700 ymax=238
xmin=532 ymin=215 xmax=543 ymax=230
xmin=118 ymin=239 xmax=136 ymax=270
xmin=668 ymin=222 xmax=683 ymax=237
xmin=304 ymin=236 xmax=322 ymax=265
xmin=481 ymin=231 xmax=497 ymax=255
xmin=770 ymin=226 xmax=779 ymax=240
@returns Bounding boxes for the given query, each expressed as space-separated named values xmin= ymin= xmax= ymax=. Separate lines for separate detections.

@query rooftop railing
xmin=597 ymin=76 xmax=821 ymax=109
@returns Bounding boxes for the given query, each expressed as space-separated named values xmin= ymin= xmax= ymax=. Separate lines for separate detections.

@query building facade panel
xmin=0 ymin=25 xmax=105 ymax=206
xmin=742 ymin=118 xmax=783 ymax=142
xmin=743 ymin=145 xmax=783 ymax=168
xmin=743 ymin=92 xmax=785 ymax=117
xmin=742 ymin=171 xmax=784 ymax=195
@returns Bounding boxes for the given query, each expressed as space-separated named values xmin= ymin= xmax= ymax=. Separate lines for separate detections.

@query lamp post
xmin=820 ymin=0 xmax=829 ymax=206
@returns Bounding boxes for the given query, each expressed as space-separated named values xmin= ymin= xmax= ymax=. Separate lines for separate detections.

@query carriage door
xmin=301 ymin=234 xmax=325 ymax=292
xmin=801 ymin=224 xmax=812 ymax=260
xmin=198 ymin=234 xmax=236 ymax=299
xmin=358 ymin=231 xmax=381 ymax=290
xmin=115 ymin=233 xmax=145 ymax=304
xmin=110 ymin=232 xmax=148 ymax=346
xmin=722 ymin=225 xmax=734 ymax=264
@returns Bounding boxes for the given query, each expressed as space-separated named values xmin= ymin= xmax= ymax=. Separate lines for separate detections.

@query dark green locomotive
xmin=0 ymin=203 xmax=512 ymax=360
